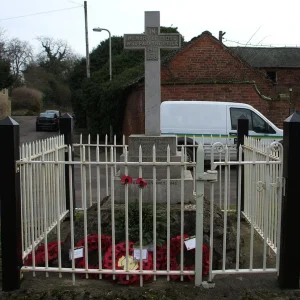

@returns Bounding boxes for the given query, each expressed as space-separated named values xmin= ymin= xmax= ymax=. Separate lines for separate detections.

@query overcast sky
xmin=1 ymin=0 xmax=300 ymax=58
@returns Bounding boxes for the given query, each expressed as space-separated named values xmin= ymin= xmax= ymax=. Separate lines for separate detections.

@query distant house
xmin=0 ymin=88 xmax=11 ymax=118
xmin=122 ymin=31 xmax=300 ymax=138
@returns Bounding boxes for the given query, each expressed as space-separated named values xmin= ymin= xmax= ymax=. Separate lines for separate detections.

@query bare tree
xmin=36 ymin=36 xmax=77 ymax=76
xmin=6 ymin=38 xmax=33 ymax=81
xmin=0 ymin=27 xmax=7 ymax=58
xmin=36 ymin=36 xmax=73 ymax=62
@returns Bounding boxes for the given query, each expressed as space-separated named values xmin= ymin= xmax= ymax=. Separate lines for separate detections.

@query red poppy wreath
xmin=103 ymin=241 xmax=155 ymax=285
xmin=24 ymin=241 xmax=63 ymax=267
xmin=75 ymin=234 xmax=112 ymax=279
xmin=166 ymin=234 xmax=210 ymax=281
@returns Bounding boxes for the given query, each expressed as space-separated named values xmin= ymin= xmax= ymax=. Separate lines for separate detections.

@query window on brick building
xmin=266 ymin=71 xmax=277 ymax=83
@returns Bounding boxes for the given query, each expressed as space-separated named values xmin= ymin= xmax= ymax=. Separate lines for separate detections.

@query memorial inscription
xmin=128 ymin=135 xmax=177 ymax=156
xmin=124 ymin=27 xmax=181 ymax=61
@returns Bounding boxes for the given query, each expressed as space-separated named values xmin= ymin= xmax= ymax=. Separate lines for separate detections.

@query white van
xmin=160 ymin=101 xmax=283 ymax=161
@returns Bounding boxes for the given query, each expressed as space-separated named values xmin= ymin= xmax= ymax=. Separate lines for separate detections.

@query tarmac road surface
xmin=13 ymin=115 xmax=59 ymax=145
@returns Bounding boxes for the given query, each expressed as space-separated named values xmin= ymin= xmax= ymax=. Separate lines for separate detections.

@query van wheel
xmin=178 ymin=146 xmax=195 ymax=162
xmin=186 ymin=148 xmax=194 ymax=162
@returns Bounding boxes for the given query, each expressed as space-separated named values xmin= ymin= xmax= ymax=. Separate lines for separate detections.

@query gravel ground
xmin=0 ymin=273 xmax=300 ymax=299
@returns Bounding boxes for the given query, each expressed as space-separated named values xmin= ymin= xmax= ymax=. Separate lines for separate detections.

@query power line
xmin=223 ymin=38 xmax=300 ymax=48
xmin=0 ymin=5 xmax=83 ymax=21
xmin=244 ymin=25 xmax=262 ymax=47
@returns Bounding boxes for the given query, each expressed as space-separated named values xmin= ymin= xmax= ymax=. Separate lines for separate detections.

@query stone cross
xmin=124 ymin=11 xmax=181 ymax=136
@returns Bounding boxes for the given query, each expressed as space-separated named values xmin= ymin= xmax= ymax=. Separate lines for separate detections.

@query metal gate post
xmin=0 ymin=117 xmax=22 ymax=291
xmin=59 ymin=113 xmax=75 ymax=217
xmin=195 ymin=143 xmax=218 ymax=287
xmin=278 ymin=113 xmax=300 ymax=288
xmin=195 ymin=143 xmax=205 ymax=286
xmin=236 ymin=116 xmax=249 ymax=212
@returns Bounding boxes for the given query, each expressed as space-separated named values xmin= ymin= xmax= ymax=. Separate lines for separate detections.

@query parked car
xmin=36 ymin=112 xmax=59 ymax=131
xmin=45 ymin=110 xmax=61 ymax=117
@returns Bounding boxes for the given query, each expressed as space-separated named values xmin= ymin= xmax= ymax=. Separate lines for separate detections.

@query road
xmin=16 ymin=115 xmax=237 ymax=209
xmin=14 ymin=116 xmax=60 ymax=145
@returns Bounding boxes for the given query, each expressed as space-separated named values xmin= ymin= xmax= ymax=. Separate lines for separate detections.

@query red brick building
xmin=123 ymin=31 xmax=300 ymax=138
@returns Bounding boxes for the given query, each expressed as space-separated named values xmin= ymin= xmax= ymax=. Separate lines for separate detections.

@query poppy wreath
xmin=103 ymin=241 xmax=156 ymax=285
xmin=158 ymin=234 xmax=210 ymax=281
xmin=75 ymin=234 xmax=112 ymax=279
xmin=24 ymin=241 xmax=63 ymax=267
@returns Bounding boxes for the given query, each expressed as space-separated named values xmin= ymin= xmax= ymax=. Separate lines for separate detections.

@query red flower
xmin=136 ymin=178 xmax=147 ymax=188
xmin=24 ymin=241 xmax=63 ymax=267
xmin=157 ymin=234 xmax=210 ymax=281
xmin=121 ymin=175 xmax=133 ymax=185
xmin=202 ymin=244 xmax=210 ymax=275
xmin=184 ymin=265 xmax=195 ymax=281
xmin=75 ymin=235 xmax=112 ymax=271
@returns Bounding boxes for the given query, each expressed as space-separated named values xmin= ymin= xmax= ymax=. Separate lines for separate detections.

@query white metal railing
xmin=242 ymin=136 xmax=283 ymax=254
xmin=21 ymin=143 xmax=200 ymax=286
xmin=72 ymin=134 xmax=198 ymax=205
xmin=18 ymin=135 xmax=68 ymax=260
xmin=207 ymin=139 xmax=283 ymax=281
xmin=71 ymin=133 xmax=236 ymax=208
xmin=19 ymin=134 xmax=283 ymax=287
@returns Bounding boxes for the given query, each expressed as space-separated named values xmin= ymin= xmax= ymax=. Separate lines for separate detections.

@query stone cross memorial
xmin=114 ymin=11 xmax=193 ymax=204
xmin=124 ymin=11 xmax=181 ymax=135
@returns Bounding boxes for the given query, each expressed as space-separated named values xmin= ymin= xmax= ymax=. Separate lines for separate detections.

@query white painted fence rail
xmin=18 ymin=135 xmax=69 ymax=260
xmin=21 ymin=142 xmax=199 ymax=286
xmin=207 ymin=138 xmax=283 ymax=281
xmin=18 ymin=133 xmax=284 ymax=288
xmin=242 ymin=136 xmax=283 ymax=255
xmin=72 ymin=134 xmax=198 ymax=202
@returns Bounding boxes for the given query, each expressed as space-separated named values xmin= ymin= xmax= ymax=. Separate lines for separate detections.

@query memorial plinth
xmin=114 ymin=135 xmax=194 ymax=204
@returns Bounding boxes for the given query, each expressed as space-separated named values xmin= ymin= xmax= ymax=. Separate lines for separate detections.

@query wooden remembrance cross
xmin=124 ymin=11 xmax=181 ymax=136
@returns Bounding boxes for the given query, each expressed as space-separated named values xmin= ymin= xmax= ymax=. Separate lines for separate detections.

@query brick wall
xmin=123 ymin=86 xmax=145 ymax=139
xmin=122 ymin=33 xmax=299 ymax=137
xmin=276 ymin=69 xmax=300 ymax=86
xmin=161 ymin=84 xmax=268 ymax=113
xmin=161 ymin=34 xmax=276 ymax=98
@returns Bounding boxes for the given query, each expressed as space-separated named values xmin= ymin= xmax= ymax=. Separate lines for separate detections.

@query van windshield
xmin=230 ymin=108 xmax=276 ymax=134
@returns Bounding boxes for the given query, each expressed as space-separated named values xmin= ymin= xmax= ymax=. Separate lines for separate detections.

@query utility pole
xmin=84 ymin=0 xmax=90 ymax=129
xmin=219 ymin=31 xmax=226 ymax=43
xmin=84 ymin=1 xmax=90 ymax=78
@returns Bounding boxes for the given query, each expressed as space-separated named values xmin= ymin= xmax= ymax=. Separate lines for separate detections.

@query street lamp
xmin=93 ymin=27 xmax=112 ymax=81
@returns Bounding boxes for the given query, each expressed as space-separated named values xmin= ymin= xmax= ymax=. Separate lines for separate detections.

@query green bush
xmin=11 ymin=87 xmax=43 ymax=113
xmin=82 ymin=62 xmax=144 ymax=140
xmin=115 ymin=201 xmax=167 ymax=246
